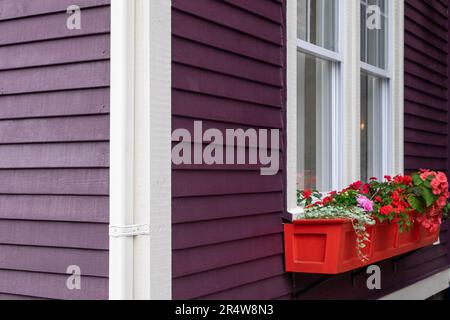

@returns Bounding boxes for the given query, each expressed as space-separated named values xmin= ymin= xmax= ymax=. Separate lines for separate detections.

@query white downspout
xmin=109 ymin=0 xmax=135 ymax=300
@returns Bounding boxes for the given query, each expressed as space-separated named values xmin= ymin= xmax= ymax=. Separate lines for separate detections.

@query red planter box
xmin=284 ymin=219 xmax=439 ymax=274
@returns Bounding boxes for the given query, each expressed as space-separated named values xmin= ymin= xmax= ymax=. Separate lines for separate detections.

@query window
xmin=360 ymin=0 xmax=389 ymax=182
xmin=360 ymin=72 xmax=384 ymax=182
xmin=287 ymin=0 xmax=404 ymax=213
xmin=296 ymin=0 xmax=340 ymax=192
xmin=298 ymin=0 xmax=337 ymax=51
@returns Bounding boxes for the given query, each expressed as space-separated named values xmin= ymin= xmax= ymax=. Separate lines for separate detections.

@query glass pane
xmin=360 ymin=72 xmax=383 ymax=182
xmin=361 ymin=0 xmax=387 ymax=69
xmin=298 ymin=0 xmax=337 ymax=51
xmin=297 ymin=51 xmax=333 ymax=191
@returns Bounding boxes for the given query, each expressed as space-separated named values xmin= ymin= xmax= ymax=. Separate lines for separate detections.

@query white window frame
xmin=109 ymin=0 xmax=172 ymax=300
xmin=287 ymin=0 xmax=404 ymax=215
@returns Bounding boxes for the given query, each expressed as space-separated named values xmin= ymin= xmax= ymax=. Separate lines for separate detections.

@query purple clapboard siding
xmin=0 ymin=1 xmax=110 ymax=300
xmin=171 ymin=0 xmax=290 ymax=299
xmin=293 ymin=0 xmax=450 ymax=299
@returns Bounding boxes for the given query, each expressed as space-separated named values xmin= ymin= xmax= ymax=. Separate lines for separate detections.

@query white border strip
xmin=286 ymin=0 xmax=298 ymax=213
xmin=109 ymin=0 xmax=171 ymax=300
xmin=109 ymin=0 xmax=136 ymax=300
xmin=380 ymin=269 xmax=450 ymax=300
xmin=147 ymin=0 xmax=172 ymax=300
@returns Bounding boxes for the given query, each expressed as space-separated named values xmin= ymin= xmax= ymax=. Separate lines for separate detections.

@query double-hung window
xmin=296 ymin=0 xmax=341 ymax=193
xmin=360 ymin=0 xmax=390 ymax=182
xmin=287 ymin=0 xmax=404 ymax=214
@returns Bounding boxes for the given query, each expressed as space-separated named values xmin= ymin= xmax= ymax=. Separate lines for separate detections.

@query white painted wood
xmin=297 ymin=38 xmax=342 ymax=62
xmin=286 ymin=0 xmax=298 ymax=213
xmin=341 ymin=0 xmax=361 ymax=185
xmin=109 ymin=0 xmax=136 ymax=300
xmin=389 ymin=0 xmax=405 ymax=176
xmin=380 ymin=269 xmax=450 ymax=300
xmin=147 ymin=0 xmax=172 ymax=300
xmin=109 ymin=0 xmax=171 ymax=300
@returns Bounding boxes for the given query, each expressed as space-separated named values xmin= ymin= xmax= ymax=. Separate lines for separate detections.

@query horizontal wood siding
xmin=294 ymin=0 xmax=450 ymax=299
xmin=171 ymin=0 xmax=291 ymax=299
xmin=0 ymin=0 xmax=110 ymax=300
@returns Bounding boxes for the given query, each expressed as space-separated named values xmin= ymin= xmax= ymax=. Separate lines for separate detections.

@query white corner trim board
xmin=380 ymin=269 xmax=450 ymax=300
xmin=109 ymin=0 xmax=172 ymax=300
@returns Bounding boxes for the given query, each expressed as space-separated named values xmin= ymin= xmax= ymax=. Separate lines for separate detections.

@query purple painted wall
xmin=171 ymin=0 xmax=291 ymax=300
xmin=0 ymin=0 xmax=110 ymax=300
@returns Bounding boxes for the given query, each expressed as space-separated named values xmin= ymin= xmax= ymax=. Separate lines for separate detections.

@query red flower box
xmin=284 ymin=219 xmax=439 ymax=274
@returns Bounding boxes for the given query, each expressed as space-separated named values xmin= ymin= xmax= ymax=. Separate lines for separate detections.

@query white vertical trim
xmin=109 ymin=0 xmax=171 ymax=300
xmin=133 ymin=0 xmax=152 ymax=300
xmin=342 ymin=0 xmax=360 ymax=185
xmin=286 ymin=0 xmax=298 ymax=212
xmin=389 ymin=0 xmax=404 ymax=176
xmin=147 ymin=0 xmax=172 ymax=300
xmin=109 ymin=0 xmax=136 ymax=300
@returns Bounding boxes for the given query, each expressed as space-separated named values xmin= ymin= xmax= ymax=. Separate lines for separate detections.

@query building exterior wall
xmin=0 ymin=0 xmax=110 ymax=300
xmin=172 ymin=0 xmax=449 ymax=300
xmin=171 ymin=0 xmax=292 ymax=299
xmin=292 ymin=0 xmax=450 ymax=299
xmin=0 ymin=0 xmax=447 ymax=301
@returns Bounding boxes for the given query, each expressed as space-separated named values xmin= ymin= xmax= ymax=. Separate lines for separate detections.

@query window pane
xmin=298 ymin=0 xmax=337 ymax=51
xmin=297 ymin=51 xmax=333 ymax=191
xmin=361 ymin=0 xmax=387 ymax=69
xmin=360 ymin=72 xmax=383 ymax=182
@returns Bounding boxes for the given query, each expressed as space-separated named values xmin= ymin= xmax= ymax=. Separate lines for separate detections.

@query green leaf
xmin=421 ymin=187 xmax=436 ymax=207
xmin=412 ymin=174 xmax=423 ymax=186
xmin=408 ymin=195 xmax=425 ymax=213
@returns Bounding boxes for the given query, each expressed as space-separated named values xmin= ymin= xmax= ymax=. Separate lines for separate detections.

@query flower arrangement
xmin=296 ymin=170 xmax=450 ymax=262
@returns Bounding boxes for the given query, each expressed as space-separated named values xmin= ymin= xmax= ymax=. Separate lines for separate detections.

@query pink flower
xmin=436 ymin=172 xmax=448 ymax=184
xmin=357 ymin=196 xmax=374 ymax=212
xmin=431 ymin=179 xmax=440 ymax=190
xmin=420 ymin=171 xmax=436 ymax=181
xmin=438 ymin=196 xmax=447 ymax=207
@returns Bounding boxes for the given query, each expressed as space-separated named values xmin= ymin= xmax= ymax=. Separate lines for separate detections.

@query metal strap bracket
xmin=109 ymin=224 xmax=150 ymax=238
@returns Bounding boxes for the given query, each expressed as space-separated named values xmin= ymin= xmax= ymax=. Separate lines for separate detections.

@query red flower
xmin=303 ymin=190 xmax=312 ymax=199
xmin=384 ymin=175 xmax=392 ymax=182
xmin=370 ymin=177 xmax=378 ymax=181
xmin=374 ymin=196 xmax=382 ymax=203
xmin=380 ymin=205 xmax=394 ymax=216
xmin=402 ymin=176 xmax=413 ymax=186
xmin=322 ymin=196 xmax=333 ymax=205
xmin=361 ymin=184 xmax=370 ymax=194
xmin=350 ymin=181 xmax=363 ymax=190
xmin=394 ymin=175 xmax=412 ymax=185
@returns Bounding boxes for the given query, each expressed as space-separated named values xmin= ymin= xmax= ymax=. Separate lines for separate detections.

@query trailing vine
xmin=295 ymin=206 xmax=375 ymax=262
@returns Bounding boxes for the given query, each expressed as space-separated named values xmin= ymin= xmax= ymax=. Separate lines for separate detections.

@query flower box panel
xmin=284 ymin=219 xmax=440 ymax=275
